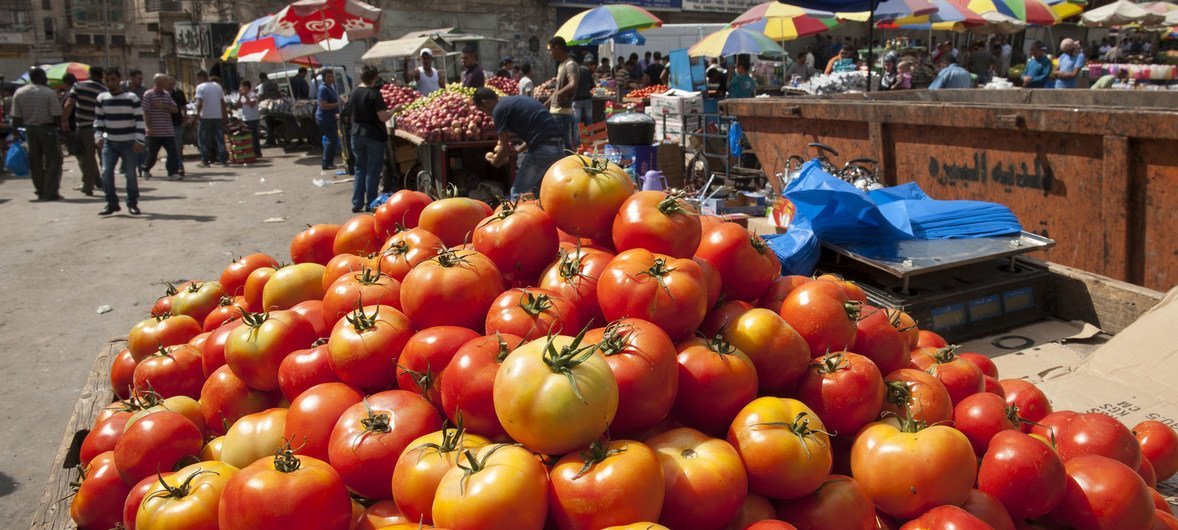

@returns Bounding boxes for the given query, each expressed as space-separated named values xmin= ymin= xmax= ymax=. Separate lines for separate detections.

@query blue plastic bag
xmin=5 ymin=141 xmax=29 ymax=177
xmin=369 ymin=192 xmax=391 ymax=209
xmin=728 ymin=121 xmax=743 ymax=160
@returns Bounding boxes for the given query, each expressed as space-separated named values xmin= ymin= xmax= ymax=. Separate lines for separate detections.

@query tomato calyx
xmin=896 ymin=413 xmax=931 ymax=434
xmin=455 ymin=444 xmax=510 ymax=494
xmin=494 ymin=333 xmax=513 ymax=363
xmin=428 ymin=182 xmax=462 ymax=201
xmin=705 ymin=334 xmax=738 ymax=357
xmin=148 ymin=468 xmax=219 ymax=501
xmin=272 ymin=442 xmax=305 ymax=473
xmin=184 ymin=281 xmax=203 ymax=294
xmin=397 ymin=361 xmax=437 ymax=398
xmin=151 ymin=343 xmax=177 ymax=360
xmin=358 ymin=398 xmax=393 ymax=434
xmin=752 ymin=411 xmax=833 ymax=454
xmin=885 ymin=307 xmax=918 ymax=333
xmin=596 ymin=320 xmax=633 ymax=357
xmin=573 ymin=440 xmax=627 ymax=479
xmin=216 ymin=295 xmax=236 ymax=307
xmin=812 ymin=351 xmax=850 ymax=375
xmin=541 ymin=325 xmax=601 ymax=403
xmin=345 ymin=302 xmax=380 ymax=333
xmin=354 ymin=265 xmax=385 ymax=286
xmin=1005 ymin=404 xmax=1024 ymax=427
xmin=747 ymin=231 xmax=771 ymax=256
xmin=240 ymin=311 xmax=270 ymax=336
xmin=382 ymin=240 xmax=411 ymax=259
xmin=657 ymin=195 xmax=691 ymax=217
xmin=570 ymin=152 xmax=615 ymax=177
xmin=433 ymin=248 xmax=474 ymax=268
xmin=153 ymin=311 xmax=173 ymax=322
xmin=637 ymin=258 xmax=679 ymax=300
xmin=160 ymin=282 xmax=179 ymax=298
xmin=884 ymin=380 xmax=915 ymax=409
xmin=556 ymin=247 xmax=593 ymax=283
xmin=518 ymin=290 xmax=554 ymax=317
xmin=928 ymin=345 xmax=961 ymax=365
xmin=414 ymin=417 xmax=469 ymax=460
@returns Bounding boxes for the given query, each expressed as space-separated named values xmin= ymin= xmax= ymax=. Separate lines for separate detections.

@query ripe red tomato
xmin=585 ymin=319 xmax=678 ymax=437
xmin=419 ymin=196 xmax=493 ymax=248
xmin=881 ymin=368 xmax=954 ymax=425
xmin=726 ymin=493 xmax=778 ymax=530
xmin=439 ymin=334 xmax=524 ymax=438
xmin=375 ymin=189 xmax=432 ymax=235
xmin=110 ymin=348 xmax=137 ymax=399
xmin=797 ymin=351 xmax=886 ymax=435
xmin=432 ymin=443 xmax=550 ymax=530
xmin=474 ymin=201 xmax=560 ymax=286
xmin=997 ymin=379 xmax=1052 ymax=433
xmin=1031 ymin=410 xmax=1078 ymax=443
xmin=779 ymin=280 xmax=858 ymax=357
xmin=200 ymin=365 xmax=283 ymax=436
xmin=70 ymin=451 xmax=132 ymax=530
xmin=327 ymin=304 xmax=413 ymax=392
xmin=916 ymin=330 xmax=949 ymax=349
xmin=151 ymin=285 xmax=175 ymax=318
xmin=80 ymin=411 xmax=130 ymax=467
xmin=899 ymin=505 xmax=993 ymax=530
xmin=911 ymin=346 xmax=985 ymax=406
xmin=242 ymin=265 xmax=278 ymax=312
xmin=132 ymin=344 xmax=204 ymax=399
xmin=1157 ymin=510 xmax=1178 ymax=530
xmin=774 ymin=475 xmax=877 ymax=530
xmin=219 ymin=450 xmax=352 ymax=530
xmin=1135 ymin=420 xmax=1178 ymax=481
xmin=114 ymin=410 xmax=203 ymax=486
xmin=744 ymin=522 xmax=798 ymax=530
xmin=484 ymin=287 xmax=581 ymax=340
xmin=540 ymin=154 xmax=635 ymax=240
xmin=401 ymin=249 xmax=505 ymax=330
xmin=290 ymin=223 xmax=341 ymax=265
xmin=984 ymin=376 xmax=1005 ymax=397
xmin=127 ymin=313 xmax=203 ymax=362
xmin=283 ymin=382 xmax=363 ymax=461
xmin=954 ymin=392 xmax=1022 ymax=456
xmin=729 ymin=398 xmax=833 ymax=500
xmin=598 ymin=248 xmax=708 ymax=342
xmin=549 ymin=440 xmax=666 ymax=530
xmin=888 ymin=309 xmax=920 ymax=349
xmin=959 ymin=352 xmax=999 ymax=378
xmin=221 ymin=253 xmax=280 ymax=296
xmin=854 ymin=307 xmax=912 ymax=376
xmin=321 ymin=266 xmax=403 ymax=328
xmin=758 ymin=275 xmax=811 ymax=312
xmin=225 ymin=310 xmax=318 ymax=391
xmin=960 ymin=489 xmax=1017 ymax=530
xmin=646 ymin=427 xmax=748 ymax=530
xmin=1056 ymin=412 xmax=1143 ymax=469
xmin=700 ymin=300 xmax=755 ymax=337
xmin=673 ymin=336 xmax=758 ymax=436
xmin=539 ymin=247 xmax=613 ymax=325
xmin=396 ymin=326 xmax=480 ymax=404
xmin=334 ymin=213 xmax=382 ymax=256
xmin=328 ymin=390 xmax=442 ymax=499
xmin=171 ymin=280 xmax=225 ymax=324
xmin=1050 ymin=455 xmax=1155 ymax=530
xmin=203 ymin=296 xmax=245 ymax=331
xmin=123 ymin=472 xmax=172 ymax=530
xmin=378 ymin=227 xmax=444 ymax=281
xmin=277 ymin=343 xmax=341 ymax=401
xmin=612 ymin=191 xmax=702 ymax=258
xmin=1139 ymin=456 xmax=1159 ymax=488
xmin=202 ymin=319 xmax=242 ymax=378
xmin=695 ymin=222 xmax=781 ymax=302
xmin=322 ymin=253 xmax=375 ymax=292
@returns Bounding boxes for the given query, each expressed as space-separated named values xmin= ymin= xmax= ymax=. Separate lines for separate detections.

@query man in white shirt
xmin=238 ymin=80 xmax=262 ymax=157
xmin=414 ymin=48 xmax=444 ymax=96
xmin=193 ymin=70 xmax=227 ymax=167
xmin=517 ymin=62 xmax=535 ymax=97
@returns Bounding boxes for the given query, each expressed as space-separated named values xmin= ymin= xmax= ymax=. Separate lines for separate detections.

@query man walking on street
xmin=168 ymin=77 xmax=188 ymax=176
xmin=122 ymin=69 xmax=146 ymax=99
xmin=347 ymin=64 xmax=392 ymax=213
xmin=194 ymin=70 xmax=228 ymax=167
xmin=316 ymin=69 xmax=341 ymax=170
xmin=11 ymin=67 xmax=64 ymax=201
xmin=546 ymin=37 xmax=579 ymax=150
xmin=140 ymin=73 xmax=180 ymax=179
xmin=94 ymin=68 xmax=146 ymax=215
xmin=64 ymin=65 xmax=105 ymax=195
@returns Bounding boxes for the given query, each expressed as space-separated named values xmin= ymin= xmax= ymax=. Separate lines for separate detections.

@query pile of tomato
xmin=71 ymin=153 xmax=1177 ymax=530
xmin=626 ymin=85 xmax=669 ymax=99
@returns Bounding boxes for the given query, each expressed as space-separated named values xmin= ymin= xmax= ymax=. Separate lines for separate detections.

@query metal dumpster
xmin=723 ymin=90 xmax=1178 ymax=292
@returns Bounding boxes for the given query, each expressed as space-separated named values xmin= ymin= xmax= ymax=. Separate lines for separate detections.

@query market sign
xmin=682 ymin=0 xmax=760 ymax=13
xmin=174 ymin=22 xmax=242 ymax=59
xmin=548 ymin=0 xmax=684 ymax=12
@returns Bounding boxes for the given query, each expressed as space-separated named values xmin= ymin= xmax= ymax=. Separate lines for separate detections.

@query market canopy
xmin=554 ymin=4 xmax=663 ymax=45
xmin=837 ymin=0 xmax=939 ymax=22
xmin=780 ymin=0 xmax=884 ymax=13
xmin=731 ymin=2 xmax=841 ymax=41
xmin=1082 ymin=0 xmax=1166 ymax=26
xmin=967 ymin=0 xmax=1057 ymax=25
xmin=876 ymin=0 xmax=987 ymax=30
xmin=361 ymin=36 xmax=448 ymax=60
xmin=689 ymin=27 xmax=788 ymax=57
xmin=970 ymin=10 xmax=1029 ymax=32
xmin=263 ymin=0 xmax=382 ymax=45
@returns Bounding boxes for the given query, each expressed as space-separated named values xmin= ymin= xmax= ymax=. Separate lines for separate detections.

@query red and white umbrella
xmin=263 ymin=0 xmax=382 ymax=45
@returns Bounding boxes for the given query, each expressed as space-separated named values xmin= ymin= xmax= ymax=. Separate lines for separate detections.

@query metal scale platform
xmin=818 ymin=232 xmax=1056 ymax=343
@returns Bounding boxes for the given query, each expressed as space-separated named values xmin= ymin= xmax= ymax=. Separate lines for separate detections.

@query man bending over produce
xmin=473 ymin=88 xmax=565 ymax=199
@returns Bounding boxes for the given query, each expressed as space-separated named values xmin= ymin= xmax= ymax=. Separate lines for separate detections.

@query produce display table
xmin=390 ymin=129 xmax=514 ymax=196
xmin=261 ymin=112 xmax=319 ymax=148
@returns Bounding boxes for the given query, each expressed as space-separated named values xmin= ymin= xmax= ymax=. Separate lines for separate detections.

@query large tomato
xmin=225 ymin=310 xmax=318 ymax=391
xmin=778 ymin=280 xmax=858 ymax=357
xmin=881 ymin=368 xmax=955 ymax=425
xmin=378 ymin=227 xmax=443 ymax=281
xmin=598 ymin=248 xmax=708 ymax=342
xmin=978 ymin=430 xmax=1067 ymax=519
xmin=202 ymin=296 xmax=244 ymax=332
xmin=998 ymin=379 xmax=1052 ymax=433
xmin=400 ymin=248 xmax=505 ymax=330
xmin=391 ymin=423 xmax=490 ymax=524
xmin=673 ymin=336 xmax=758 ymax=436
xmin=111 ymin=348 xmax=138 ymax=399
xmin=960 ymin=489 xmax=1016 ymax=530
xmin=328 ymin=390 xmax=442 ymax=499
xmin=220 ymin=253 xmax=279 ymax=296
xmin=797 ymin=351 xmax=885 ymax=435
xmin=645 ymin=427 xmax=748 ymax=530
xmin=700 ymin=300 xmax=755 ymax=337
xmin=220 ymin=407 xmax=288 ymax=469
xmin=219 ymin=449 xmax=352 ymax=530
xmin=261 ymin=263 xmax=327 ymax=311
xmin=898 ymin=506 xmax=993 ymax=530
xmin=242 ymin=265 xmax=278 ymax=312
xmin=853 ymin=307 xmax=911 ymax=376
xmin=474 ymin=201 xmax=560 ymax=286
xmin=485 ymin=287 xmax=581 ymax=340
xmin=549 ymin=440 xmax=666 ymax=530
xmin=850 ymin=417 xmax=978 ymax=519
xmin=136 ymin=461 xmax=239 ymax=530
xmin=292 ymin=300 xmax=329 ymax=340
xmin=723 ymin=308 xmax=810 ymax=395
xmin=202 ymin=320 xmax=242 ymax=378
xmin=291 ymin=223 xmax=341 ymax=265
xmin=758 ymin=275 xmax=811 ymax=313
xmin=1056 ymin=412 xmax=1143 ymax=469
xmin=323 ymin=253 xmax=375 ymax=292
xmin=125 ymin=395 xmax=208 ymax=440
xmin=728 ymin=398 xmax=833 ymax=500
xmin=432 ymin=444 xmax=549 ymax=530
xmin=200 ymin=365 xmax=283 ymax=436
xmin=584 ymin=319 xmax=678 ymax=437
xmin=321 ymin=266 xmax=402 ymax=327
xmin=70 ymin=451 xmax=132 ymax=530
xmin=419 ymin=196 xmax=493 ymax=248
xmin=171 ymin=281 xmax=225 ymax=324
xmin=128 ymin=313 xmax=203 ymax=362
xmin=960 ymin=352 xmax=999 ymax=378
xmin=953 ymin=392 xmax=1022 ymax=457
xmin=1031 ymin=410 xmax=1078 ymax=444
xmin=277 ymin=343 xmax=341 ymax=402
xmin=773 ymin=475 xmax=876 ymax=530
xmin=327 ymin=304 xmax=413 ymax=392
xmin=124 ymin=472 xmax=172 ymax=530
xmin=375 ymin=189 xmax=432 ymax=235
xmin=132 ymin=344 xmax=204 ymax=399
xmin=694 ymin=222 xmax=780 ymax=302
xmin=334 ymin=214 xmax=383 ymax=256
xmin=1049 ymin=455 xmax=1155 ymax=530
xmin=911 ymin=346 xmax=985 ymax=406
xmin=80 ymin=411 xmax=130 ymax=466
xmin=540 ymin=154 xmax=635 ymax=240
xmin=494 ymin=332 xmax=618 ymax=455
xmin=283 ymin=382 xmax=363 ymax=461
xmin=1135 ymin=420 xmax=1178 ymax=480
xmin=612 ymin=191 xmax=702 ymax=258
xmin=439 ymin=334 xmax=524 ymax=439
xmin=114 ymin=410 xmax=203 ymax=486
xmin=540 ymin=247 xmax=613 ymax=325
xmin=396 ymin=326 xmax=480 ymax=404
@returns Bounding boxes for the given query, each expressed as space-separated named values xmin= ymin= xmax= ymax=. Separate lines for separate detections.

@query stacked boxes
xmin=227 ymin=132 xmax=256 ymax=165
xmin=645 ymin=89 xmax=703 ymax=143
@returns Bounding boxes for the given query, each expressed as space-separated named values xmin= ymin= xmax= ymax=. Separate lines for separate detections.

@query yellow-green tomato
xmin=136 ymin=461 xmax=239 ymax=530
xmin=220 ymin=408 xmax=288 ymax=468
xmin=261 ymin=262 xmax=326 ymax=311
xmin=432 ymin=444 xmax=549 ymax=530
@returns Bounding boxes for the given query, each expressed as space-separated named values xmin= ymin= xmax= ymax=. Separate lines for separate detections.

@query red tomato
xmin=612 ymin=191 xmax=702 ymax=258
xmin=200 ymin=365 xmax=283 ymax=436
xmin=646 ymin=428 xmax=748 ymax=530
xmin=474 ymin=201 xmax=560 ymax=286
xmin=701 ymin=300 xmax=755 ymax=337
xmin=694 ymin=256 xmax=723 ymax=309
xmin=540 ymin=154 xmax=635 ymax=240
xmin=132 ymin=344 xmax=204 ymax=399
xmin=484 ymin=287 xmax=581 ymax=340
xmin=378 ymin=227 xmax=444 ymax=281
xmin=549 ymin=440 xmax=666 ymax=530
xmin=242 ymin=265 xmax=277 ymax=312
xmin=219 ymin=450 xmax=352 ymax=530
xmin=888 ymin=309 xmax=920 ymax=350
xmin=419 ymin=196 xmax=493 ymax=248
xmin=151 ymin=284 xmax=176 ymax=318
xmin=998 ymin=379 xmax=1052 ymax=433
xmin=745 ymin=522 xmax=798 ymax=530
xmin=80 ymin=411 xmax=130 ymax=467
xmin=220 ymin=253 xmax=279 ymax=297
xmin=225 ymin=310 xmax=318 ymax=391
xmin=127 ymin=313 xmax=203 ymax=362
xmin=432 ymin=443 xmax=550 ymax=530
xmin=123 ymin=472 xmax=172 ymax=530
xmin=113 ymin=410 xmax=203 ymax=486
xmin=322 ymin=253 xmax=375 ymax=292
xmin=334 ymin=214 xmax=382 ymax=256
xmin=283 ymin=382 xmax=363 ymax=461
xmin=1056 ymin=412 xmax=1143 ymax=469
xmin=70 ymin=451 xmax=132 ymax=530
xmin=729 ymin=398 xmax=833 ymax=500
xmin=585 ymin=319 xmax=679 ymax=437
xmin=375 ymin=189 xmax=432 ymax=235
xmin=774 ymin=475 xmax=876 ymax=530
xmin=539 ymin=247 xmax=613 ymax=325
xmin=899 ymin=505 xmax=993 ymax=530
xmin=954 ymin=392 xmax=1022 ymax=456
xmin=961 ymin=489 xmax=1017 ymax=530
xmin=1134 ymin=420 xmax=1178 ymax=481
xmin=984 ymin=376 xmax=1006 ymax=397
xmin=1157 ymin=510 xmax=1178 ymax=530
xmin=695 ymin=222 xmax=781 ymax=302
xmin=401 ymin=248 xmax=505 ymax=330
xmin=396 ymin=326 xmax=480 ymax=404
xmin=853 ymin=306 xmax=912 ymax=376
xmin=291 ymin=223 xmax=341 ymax=265
xmin=779 ymin=280 xmax=858 ymax=357
xmin=797 ymin=351 xmax=885 ymax=435
xmin=327 ymin=304 xmax=413 ymax=392
xmin=1150 ymin=487 xmax=1171 ymax=512
xmin=277 ymin=343 xmax=341 ymax=401
xmin=758 ymin=275 xmax=811 ymax=312
xmin=911 ymin=346 xmax=985 ymax=406
xmin=598 ymin=248 xmax=708 ymax=342
xmin=328 ymin=390 xmax=442 ymax=499
xmin=1031 ymin=410 xmax=1078 ymax=444
xmin=110 ymin=348 xmax=137 ymax=399
xmin=916 ymin=330 xmax=949 ymax=348
xmin=1050 ymin=455 xmax=1155 ymax=530
xmin=202 ymin=319 xmax=242 ymax=379
xmin=881 ymin=368 xmax=955 ymax=425
xmin=1139 ymin=456 xmax=1158 ymax=488
xmin=202 ymin=296 xmax=244 ymax=331
xmin=391 ymin=424 xmax=490 ymax=525
xmin=439 ymin=334 xmax=524 ymax=439
xmin=959 ymin=352 xmax=999 ymax=378
xmin=725 ymin=493 xmax=777 ymax=530
xmin=322 ymin=266 xmax=403 ymax=328
xmin=673 ymin=336 xmax=758 ymax=436
xmin=135 ymin=461 xmax=238 ymax=530
xmin=291 ymin=299 xmax=329 ymax=339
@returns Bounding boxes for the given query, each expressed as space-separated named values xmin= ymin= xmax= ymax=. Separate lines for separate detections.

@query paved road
xmin=0 ymin=148 xmax=357 ymax=525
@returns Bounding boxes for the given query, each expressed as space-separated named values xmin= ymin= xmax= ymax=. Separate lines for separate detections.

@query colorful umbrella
xmin=688 ymin=27 xmax=788 ymax=57
xmin=1049 ymin=2 xmax=1084 ymax=21
xmin=263 ymin=0 xmax=382 ymax=44
xmin=837 ymin=0 xmax=939 ymax=22
xmin=967 ymin=0 xmax=1057 ymax=25
xmin=1081 ymin=0 xmax=1165 ymax=26
xmin=554 ymin=4 xmax=663 ymax=45
xmin=222 ymin=16 xmax=276 ymax=61
xmin=876 ymin=0 xmax=986 ymax=29
xmin=731 ymin=2 xmax=841 ymax=41
xmin=237 ymin=37 xmax=335 ymax=63
xmin=16 ymin=62 xmax=90 ymax=87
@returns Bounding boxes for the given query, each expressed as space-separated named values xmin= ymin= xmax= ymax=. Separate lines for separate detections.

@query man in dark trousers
xmin=345 ymin=64 xmax=392 ymax=213
xmin=291 ymin=67 xmax=311 ymax=100
xmin=11 ymin=67 xmax=64 ymax=201
xmin=64 ymin=65 xmax=106 ymax=195
xmin=93 ymin=68 xmax=146 ymax=215
xmin=472 ymin=88 xmax=564 ymax=199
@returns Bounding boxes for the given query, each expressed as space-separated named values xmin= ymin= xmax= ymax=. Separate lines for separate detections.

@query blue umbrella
xmin=787 ymin=0 xmax=883 ymax=12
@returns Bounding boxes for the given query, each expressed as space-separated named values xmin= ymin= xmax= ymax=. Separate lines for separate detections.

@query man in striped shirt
xmin=140 ymin=73 xmax=180 ymax=179
xmin=94 ymin=68 xmax=146 ymax=216
xmin=64 ymin=65 xmax=106 ymax=195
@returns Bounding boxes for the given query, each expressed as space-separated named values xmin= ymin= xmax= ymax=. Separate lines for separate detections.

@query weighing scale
xmin=817 ymin=232 xmax=1057 ymax=343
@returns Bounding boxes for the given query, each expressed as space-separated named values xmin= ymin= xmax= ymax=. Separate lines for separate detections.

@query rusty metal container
xmin=723 ymin=90 xmax=1178 ymax=291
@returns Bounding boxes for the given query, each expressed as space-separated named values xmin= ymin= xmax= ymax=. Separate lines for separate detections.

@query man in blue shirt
xmin=316 ymin=69 xmax=341 ymax=170
xmin=473 ymin=88 xmax=564 ymax=199
xmin=1054 ymin=38 xmax=1086 ymax=89
xmin=1022 ymin=41 xmax=1053 ymax=89
xmin=929 ymin=55 xmax=973 ymax=90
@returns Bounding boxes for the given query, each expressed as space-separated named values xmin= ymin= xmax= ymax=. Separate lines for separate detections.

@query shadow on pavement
xmin=0 ymin=471 xmax=15 ymax=497
xmin=142 ymin=212 xmax=217 ymax=222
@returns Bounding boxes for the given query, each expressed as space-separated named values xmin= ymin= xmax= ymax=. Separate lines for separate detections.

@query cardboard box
xmin=648 ymin=89 xmax=703 ymax=116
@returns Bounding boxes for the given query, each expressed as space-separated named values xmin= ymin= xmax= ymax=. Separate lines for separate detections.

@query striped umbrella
xmin=16 ymin=62 xmax=90 ymax=87
xmin=967 ymin=0 xmax=1057 ymax=25
xmin=876 ymin=0 xmax=986 ymax=29
xmin=837 ymin=0 xmax=939 ymax=22
xmin=688 ymin=27 xmax=788 ymax=57
xmin=222 ymin=16 xmax=275 ymax=61
xmin=731 ymin=2 xmax=841 ymax=41
xmin=554 ymin=4 xmax=663 ymax=45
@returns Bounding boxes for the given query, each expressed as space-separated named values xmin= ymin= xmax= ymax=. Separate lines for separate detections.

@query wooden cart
xmin=389 ymin=129 xmax=515 ymax=200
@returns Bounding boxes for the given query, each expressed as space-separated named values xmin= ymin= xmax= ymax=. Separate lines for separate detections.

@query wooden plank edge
xmin=30 ymin=338 xmax=123 ymax=529
xmin=1032 ymin=258 xmax=1166 ymax=334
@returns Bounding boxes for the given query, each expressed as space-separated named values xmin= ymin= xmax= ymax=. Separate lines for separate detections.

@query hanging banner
xmin=174 ymin=22 xmax=211 ymax=58
xmin=682 ymin=0 xmax=759 ymax=13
